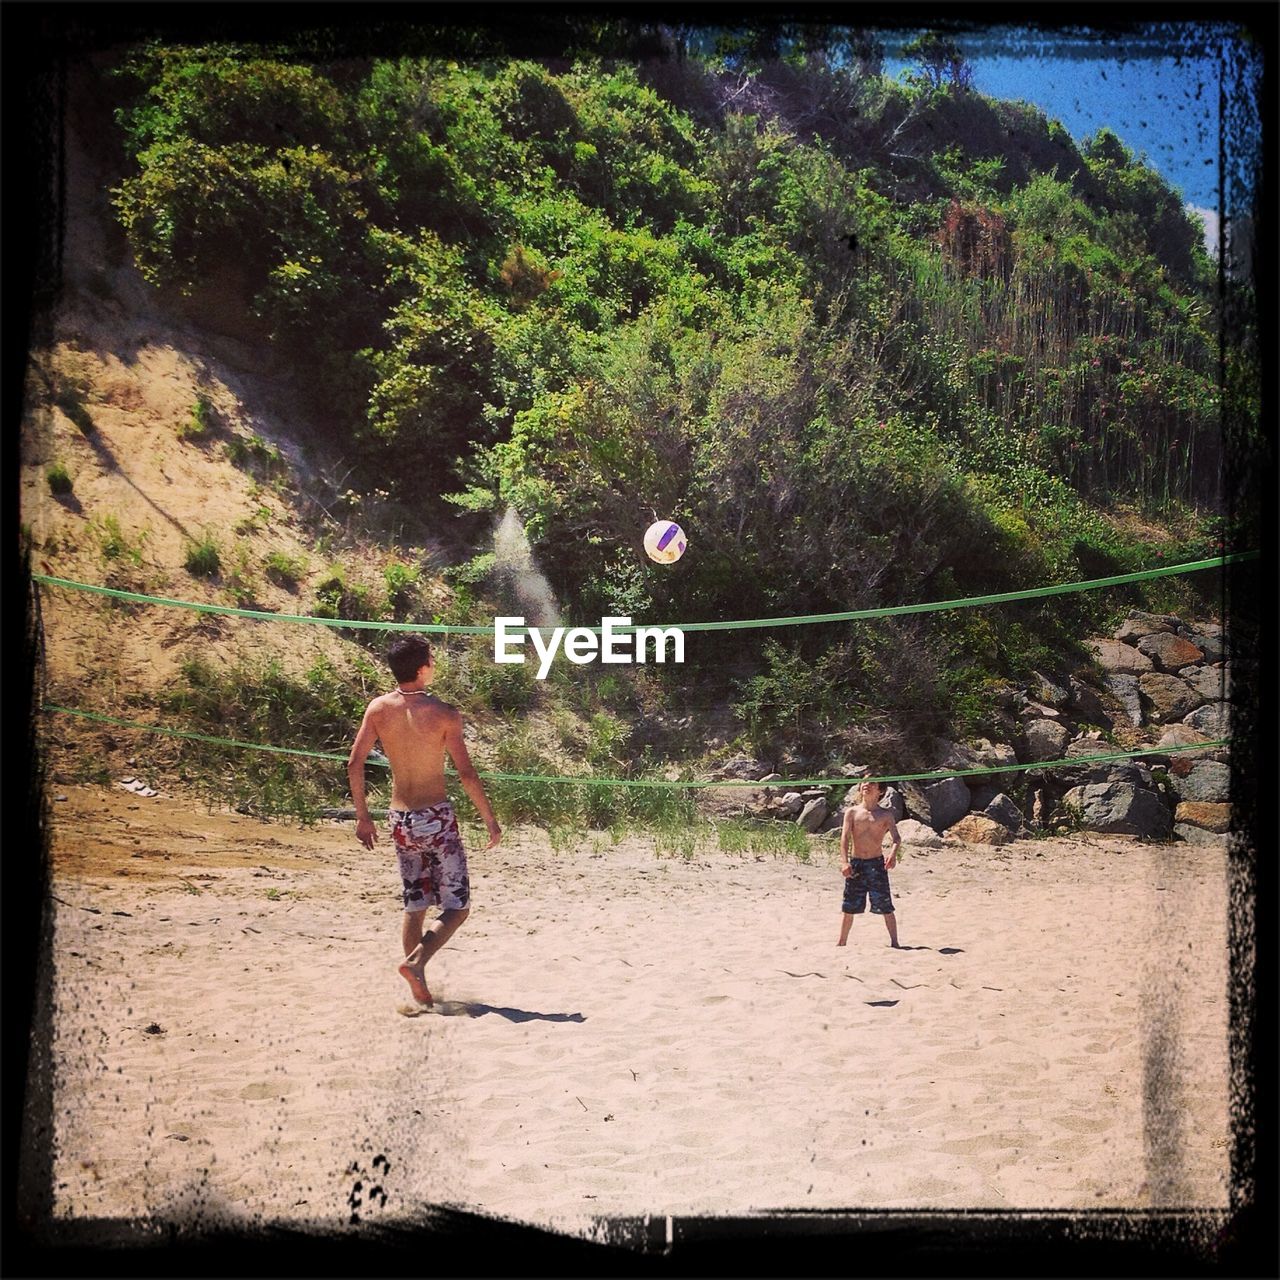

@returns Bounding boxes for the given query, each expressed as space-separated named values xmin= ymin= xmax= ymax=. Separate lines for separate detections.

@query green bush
xmin=46 ymin=461 xmax=73 ymax=495
xmin=93 ymin=514 xmax=147 ymax=565
xmin=178 ymin=395 xmax=215 ymax=441
xmin=264 ymin=549 xmax=308 ymax=590
xmin=184 ymin=533 xmax=222 ymax=578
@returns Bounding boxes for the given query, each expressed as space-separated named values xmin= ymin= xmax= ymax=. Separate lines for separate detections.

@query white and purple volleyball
xmin=643 ymin=519 xmax=687 ymax=564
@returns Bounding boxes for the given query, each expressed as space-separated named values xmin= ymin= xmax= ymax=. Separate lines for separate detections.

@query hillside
xmin=19 ymin=27 xmax=1248 ymax=832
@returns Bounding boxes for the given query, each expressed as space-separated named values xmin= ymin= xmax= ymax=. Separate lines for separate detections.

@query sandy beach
xmin=35 ymin=783 xmax=1232 ymax=1240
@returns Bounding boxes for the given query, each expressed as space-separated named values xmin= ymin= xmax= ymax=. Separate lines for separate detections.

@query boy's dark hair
xmin=387 ymin=635 xmax=432 ymax=684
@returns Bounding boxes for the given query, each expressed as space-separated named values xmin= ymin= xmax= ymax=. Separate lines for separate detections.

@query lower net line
xmin=40 ymin=703 xmax=1229 ymax=791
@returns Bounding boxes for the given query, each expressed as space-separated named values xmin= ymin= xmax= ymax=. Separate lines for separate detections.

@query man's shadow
xmin=893 ymin=945 xmax=965 ymax=954
xmin=430 ymin=1001 xmax=586 ymax=1023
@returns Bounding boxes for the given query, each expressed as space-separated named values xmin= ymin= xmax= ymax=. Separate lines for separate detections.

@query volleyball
xmin=644 ymin=519 xmax=687 ymax=564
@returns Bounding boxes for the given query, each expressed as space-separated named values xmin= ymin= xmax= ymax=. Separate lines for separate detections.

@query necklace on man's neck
xmin=397 ymin=686 xmax=430 ymax=696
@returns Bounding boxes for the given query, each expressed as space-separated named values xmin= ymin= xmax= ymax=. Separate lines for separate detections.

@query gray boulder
xmin=983 ymin=793 xmax=1026 ymax=832
xmin=1115 ymin=611 xmax=1176 ymax=643
xmin=897 ymin=818 xmax=945 ymax=848
xmin=1135 ymin=632 xmax=1205 ymax=672
xmin=1184 ymin=702 xmax=1230 ymax=737
xmin=1061 ymin=782 xmax=1172 ymax=838
xmin=798 ymin=798 xmax=828 ymax=833
xmin=970 ymin=739 xmax=1019 ymax=788
xmin=1190 ymin=633 xmax=1225 ymax=664
xmin=1182 ymin=665 xmax=1228 ymax=701
xmin=1138 ymin=672 xmax=1206 ymax=723
xmin=1068 ymin=677 xmax=1113 ymax=728
xmin=1058 ymin=739 xmax=1153 ymax=789
xmin=901 ymin=776 xmax=971 ymax=833
xmin=879 ymin=786 xmax=906 ymax=822
xmin=1023 ymin=718 xmax=1070 ymax=763
xmin=1104 ymin=673 xmax=1144 ymax=726
xmin=1174 ymin=823 xmax=1228 ymax=845
xmin=968 ymin=782 xmax=1002 ymax=812
xmin=775 ymin=792 xmax=805 ymax=819
xmin=1176 ymin=761 xmax=1231 ymax=804
xmin=1031 ymin=671 xmax=1069 ymax=708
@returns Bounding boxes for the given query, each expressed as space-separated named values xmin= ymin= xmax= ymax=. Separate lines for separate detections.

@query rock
xmin=1022 ymin=719 xmax=1070 ymax=763
xmin=1135 ymin=632 xmax=1205 ymax=672
xmin=1067 ymin=677 xmax=1113 ymax=727
xmin=1168 ymin=755 xmax=1195 ymax=778
xmin=1061 ymin=783 xmax=1172 ymax=838
xmin=1176 ymin=761 xmax=1231 ymax=804
xmin=1183 ymin=702 xmax=1230 ymax=737
xmin=900 ymin=776 xmax=971 ymax=833
xmin=1018 ymin=699 xmax=1064 ymax=722
xmin=1190 ymin=619 xmax=1223 ymax=637
xmin=1182 ymin=665 xmax=1228 ymax=701
xmin=897 ymin=818 xmax=945 ymax=848
xmin=983 ymin=793 xmax=1026 ymax=832
xmin=969 ymin=739 xmax=1019 ymax=788
xmin=715 ymin=756 xmax=770 ymax=781
xmin=1174 ymin=823 xmax=1227 ymax=845
xmin=1138 ymin=672 xmax=1206 ymax=723
xmin=968 ymin=783 xmax=1002 ymax=811
xmin=798 ymin=798 xmax=828 ymax=832
xmin=775 ymin=792 xmax=805 ymax=819
xmin=818 ymin=811 xmax=843 ymax=833
xmin=1174 ymin=801 xmax=1231 ymax=834
xmin=1057 ymin=739 xmax=1153 ymax=789
xmin=1114 ymin=611 xmax=1176 ymax=643
xmin=932 ymin=738 xmax=1018 ymax=789
xmin=1104 ymin=674 xmax=1144 ymax=725
xmin=1187 ymin=632 xmax=1226 ymax=663
xmin=759 ymin=772 xmax=782 ymax=785
xmin=1031 ymin=671 xmax=1069 ymax=708
xmin=879 ymin=786 xmax=906 ymax=822
xmin=1088 ymin=638 xmax=1154 ymax=674
xmin=946 ymin=814 xmax=1011 ymax=846
xmin=801 ymin=788 xmax=829 ymax=801
xmin=839 ymin=763 xmax=869 ymax=778
xmin=1158 ymin=723 xmax=1210 ymax=749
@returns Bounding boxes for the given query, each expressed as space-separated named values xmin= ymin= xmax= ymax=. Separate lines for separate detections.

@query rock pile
xmin=699 ymin=609 xmax=1232 ymax=847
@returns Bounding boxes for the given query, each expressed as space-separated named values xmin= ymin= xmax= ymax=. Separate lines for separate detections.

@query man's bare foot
xmin=836 ymin=940 xmax=847 ymax=947
xmin=398 ymin=962 xmax=433 ymax=1005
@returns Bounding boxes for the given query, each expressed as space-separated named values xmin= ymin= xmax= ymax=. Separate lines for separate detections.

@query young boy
xmin=347 ymin=635 xmax=502 ymax=1006
xmin=837 ymin=778 xmax=901 ymax=948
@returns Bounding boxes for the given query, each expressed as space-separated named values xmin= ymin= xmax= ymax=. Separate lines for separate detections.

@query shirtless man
xmin=348 ymin=635 xmax=501 ymax=1005
xmin=837 ymin=778 xmax=901 ymax=948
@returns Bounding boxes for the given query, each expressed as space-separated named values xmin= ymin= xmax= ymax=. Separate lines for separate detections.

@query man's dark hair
xmin=387 ymin=635 xmax=432 ymax=684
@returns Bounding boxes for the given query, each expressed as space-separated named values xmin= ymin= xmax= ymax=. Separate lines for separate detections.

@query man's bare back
xmin=361 ymin=689 xmax=457 ymax=810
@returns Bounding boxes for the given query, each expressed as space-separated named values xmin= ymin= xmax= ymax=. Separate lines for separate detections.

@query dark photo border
xmin=5 ymin=4 xmax=1275 ymax=1275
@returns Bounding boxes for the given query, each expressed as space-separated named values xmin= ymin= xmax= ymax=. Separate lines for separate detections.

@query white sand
xmin=43 ymin=785 xmax=1232 ymax=1238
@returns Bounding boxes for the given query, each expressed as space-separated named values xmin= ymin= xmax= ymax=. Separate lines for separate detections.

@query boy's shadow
xmin=895 ymin=945 xmax=965 ymax=954
xmin=433 ymin=1001 xmax=586 ymax=1023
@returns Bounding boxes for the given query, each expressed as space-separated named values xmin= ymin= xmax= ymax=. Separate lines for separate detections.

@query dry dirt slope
xmin=20 ymin=65 xmax=468 ymax=793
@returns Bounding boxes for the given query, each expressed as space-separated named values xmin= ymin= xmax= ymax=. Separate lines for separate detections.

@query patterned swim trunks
xmin=841 ymin=857 xmax=895 ymax=915
xmin=389 ymin=802 xmax=470 ymax=912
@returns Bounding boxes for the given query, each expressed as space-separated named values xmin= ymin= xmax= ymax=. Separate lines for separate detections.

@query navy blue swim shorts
xmin=841 ymin=857 xmax=895 ymax=915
